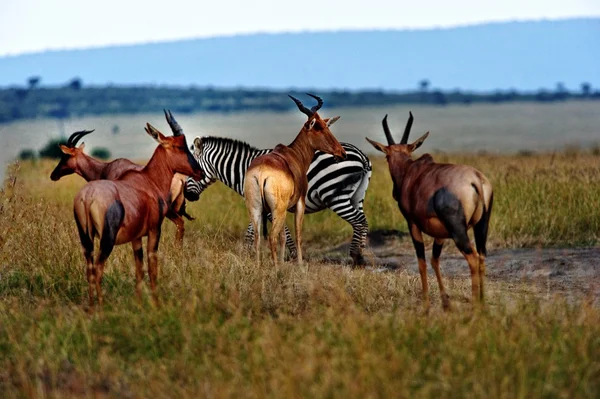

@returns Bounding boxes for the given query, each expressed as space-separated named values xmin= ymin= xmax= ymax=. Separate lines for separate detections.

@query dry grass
xmin=0 ymin=153 xmax=599 ymax=398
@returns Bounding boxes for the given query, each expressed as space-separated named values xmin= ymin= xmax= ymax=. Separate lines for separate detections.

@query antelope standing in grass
xmin=50 ymin=111 xmax=195 ymax=244
xmin=244 ymin=94 xmax=346 ymax=265
xmin=73 ymin=123 xmax=203 ymax=307
xmin=366 ymin=112 xmax=493 ymax=310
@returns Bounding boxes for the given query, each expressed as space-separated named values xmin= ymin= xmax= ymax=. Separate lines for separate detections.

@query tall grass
xmin=0 ymin=153 xmax=599 ymax=397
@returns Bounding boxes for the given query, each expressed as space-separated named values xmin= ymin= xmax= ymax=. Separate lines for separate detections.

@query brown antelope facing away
xmin=50 ymin=110 xmax=195 ymax=244
xmin=244 ymin=94 xmax=347 ymax=265
xmin=72 ymin=123 xmax=203 ymax=307
xmin=366 ymin=112 xmax=493 ymax=310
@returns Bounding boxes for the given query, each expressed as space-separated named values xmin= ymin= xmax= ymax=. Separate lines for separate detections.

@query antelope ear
xmin=326 ymin=116 xmax=340 ymax=127
xmin=59 ymin=144 xmax=74 ymax=155
xmin=409 ymin=132 xmax=429 ymax=152
xmin=78 ymin=142 xmax=85 ymax=150
xmin=365 ymin=137 xmax=388 ymax=153
xmin=145 ymin=123 xmax=166 ymax=144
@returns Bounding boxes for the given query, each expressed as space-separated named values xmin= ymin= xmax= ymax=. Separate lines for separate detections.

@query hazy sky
xmin=1 ymin=0 xmax=599 ymax=56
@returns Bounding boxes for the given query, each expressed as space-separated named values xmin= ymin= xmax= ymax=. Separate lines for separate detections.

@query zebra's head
xmin=50 ymin=129 xmax=95 ymax=181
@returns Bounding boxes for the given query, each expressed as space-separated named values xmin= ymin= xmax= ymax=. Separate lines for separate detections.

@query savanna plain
xmin=1 ymin=103 xmax=600 ymax=398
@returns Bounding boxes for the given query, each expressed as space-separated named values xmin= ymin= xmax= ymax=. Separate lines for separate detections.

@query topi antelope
xmin=366 ymin=112 xmax=493 ymax=310
xmin=72 ymin=123 xmax=203 ymax=307
xmin=50 ymin=111 xmax=195 ymax=244
xmin=244 ymin=94 xmax=347 ymax=265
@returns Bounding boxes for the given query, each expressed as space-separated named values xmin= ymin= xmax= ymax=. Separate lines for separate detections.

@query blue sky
xmin=1 ymin=0 xmax=599 ymax=56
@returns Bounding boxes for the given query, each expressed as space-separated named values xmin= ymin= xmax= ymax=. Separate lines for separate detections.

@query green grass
xmin=0 ymin=153 xmax=599 ymax=397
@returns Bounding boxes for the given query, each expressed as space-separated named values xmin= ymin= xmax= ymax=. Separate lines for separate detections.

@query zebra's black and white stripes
xmin=185 ymin=136 xmax=371 ymax=265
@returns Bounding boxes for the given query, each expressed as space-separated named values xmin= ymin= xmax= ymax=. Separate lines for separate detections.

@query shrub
xmin=38 ymin=138 xmax=67 ymax=159
xmin=18 ymin=149 xmax=36 ymax=160
xmin=90 ymin=147 xmax=111 ymax=160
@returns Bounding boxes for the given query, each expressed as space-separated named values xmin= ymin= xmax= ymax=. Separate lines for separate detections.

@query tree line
xmin=0 ymin=77 xmax=598 ymax=124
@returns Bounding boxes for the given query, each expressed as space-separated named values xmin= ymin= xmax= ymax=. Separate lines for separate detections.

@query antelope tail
xmin=262 ymin=178 xmax=269 ymax=239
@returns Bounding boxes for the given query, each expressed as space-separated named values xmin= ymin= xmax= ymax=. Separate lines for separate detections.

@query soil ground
xmin=316 ymin=230 xmax=600 ymax=305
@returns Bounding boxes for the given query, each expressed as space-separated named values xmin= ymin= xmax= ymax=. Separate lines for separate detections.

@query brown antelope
xmin=50 ymin=110 xmax=195 ymax=244
xmin=244 ymin=94 xmax=346 ymax=265
xmin=366 ymin=112 xmax=493 ymax=310
xmin=72 ymin=123 xmax=203 ymax=306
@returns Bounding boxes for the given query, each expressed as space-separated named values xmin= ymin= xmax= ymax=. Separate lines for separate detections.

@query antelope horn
xmin=164 ymin=109 xmax=183 ymax=136
xmin=67 ymin=129 xmax=95 ymax=147
xmin=382 ymin=114 xmax=395 ymax=145
xmin=399 ymin=111 xmax=414 ymax=145
xmin=288 ymin=95 xmax=313 ymax=117
xmin=306 ymin=93 xmax=324 ymax=113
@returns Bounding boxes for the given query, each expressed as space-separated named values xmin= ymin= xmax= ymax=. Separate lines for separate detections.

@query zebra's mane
xmin=200 ymin=136 xmax=268 ymax=153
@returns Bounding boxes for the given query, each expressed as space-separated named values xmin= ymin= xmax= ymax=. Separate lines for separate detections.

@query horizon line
xmin=1 ymin=15 xmax=598 ymax=59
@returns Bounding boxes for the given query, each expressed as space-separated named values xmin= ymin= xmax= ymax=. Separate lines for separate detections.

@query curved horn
xmin=399 ymin=111 xmax=414 ymax=145
xmin=306 ymin=93 xmax=323 ymax=113
xmin=67 ymin=129 xmax=95 ymax=147
xmin=382 ymin=114 xmax=395 ymax=145
xmin=164 ymin=109 xmax=183 ymax=136
xmin=288 ymin=95 xmax=313 ymax=117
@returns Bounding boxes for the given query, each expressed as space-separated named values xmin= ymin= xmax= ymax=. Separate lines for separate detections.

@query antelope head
xmin=366 ymin=112 xmax=430 ymax=161
xmin=50 ymin=129 xmax=95 ymax=181
xmin=145 ymin=113 xmax=204 ymax=180
xmin=289 ymin=93 xmax=346 ymax=161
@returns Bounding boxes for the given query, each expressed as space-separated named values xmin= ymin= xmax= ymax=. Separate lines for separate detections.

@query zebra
xmin=184 ymin=136 xmax=372 ymax=265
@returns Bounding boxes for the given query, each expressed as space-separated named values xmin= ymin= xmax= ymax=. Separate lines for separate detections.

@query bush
xmin=38 ymin=138 xmax=67 ymax=159
xmin=18 ymin=149 xmax=36 ymax=160
xmin=90 ymin=147 xmax=111 ymax=160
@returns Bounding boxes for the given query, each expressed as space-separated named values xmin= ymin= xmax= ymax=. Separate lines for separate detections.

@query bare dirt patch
xmin=316 ymin=230 xmax=600 ymax=304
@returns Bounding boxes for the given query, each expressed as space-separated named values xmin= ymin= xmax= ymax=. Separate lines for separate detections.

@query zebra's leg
xmin=283 ymin=224 xmax=297 ymax=261
xmin=329 ymin=200 xmax=369 ymax=266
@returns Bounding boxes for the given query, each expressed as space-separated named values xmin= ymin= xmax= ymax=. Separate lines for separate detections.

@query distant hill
xmin=0 ymin=18 xmax=598 ymax=91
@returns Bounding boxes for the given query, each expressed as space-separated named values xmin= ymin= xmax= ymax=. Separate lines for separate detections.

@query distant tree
xmin=419 ymin=79 xmax=430 ymax=92
xmin=48 ymin=107 xmax=69 ymax=119
xmin=112 ymin=124 xmax=120 ymax=134
xmin=14 ymin=89 xmax=28 ymax=101
xmin=68 ymin=77 xmax=82 ymax=90
xmin=555 ymin=82 xmax=568 ymax=100
xmin=581 ymin=82 xmax=592 ymax=97
xmin=27 ymin=76 xmax=41 ymax=90
xmin=90 ymin=147 xmax=111 ymax=160
xmin=432 ymin=90 xmax=447 ymax=106
xmin=535 ymin=89 xmax=553 ymax=102
xmin=18 ymin=149 xmax=36 ymax=161
xmin=39 ymin=137 xmax=68 ymax=159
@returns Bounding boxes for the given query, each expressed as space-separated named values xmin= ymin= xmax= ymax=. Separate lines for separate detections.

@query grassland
xmin=1 ymin=151 xmax=599 ymax=398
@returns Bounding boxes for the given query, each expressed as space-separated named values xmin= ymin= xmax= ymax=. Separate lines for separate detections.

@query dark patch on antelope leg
xmin=157 ymin=198 xmax=166 ymax=224
xmin=411 ymin=236 xmax=426 ymax=259
xmin=74 ymin=210 xmax=93 ymax=253
xmin=432 ymin=240 xmax=443 ymax=259
xmin=178 ymin=200 xmax=195 ymax=221
xmin=99 ymin=200 xmax=125 ymax=261
xmin=407 ymin=222 xmax=425 ymax=260
xmin=134 ymin=247 xmax=144 ymax=262
xmin=430 ymin=188 xmax=472 ymax=254
xmin=474 ymin=192 xmax=494 ymax=257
